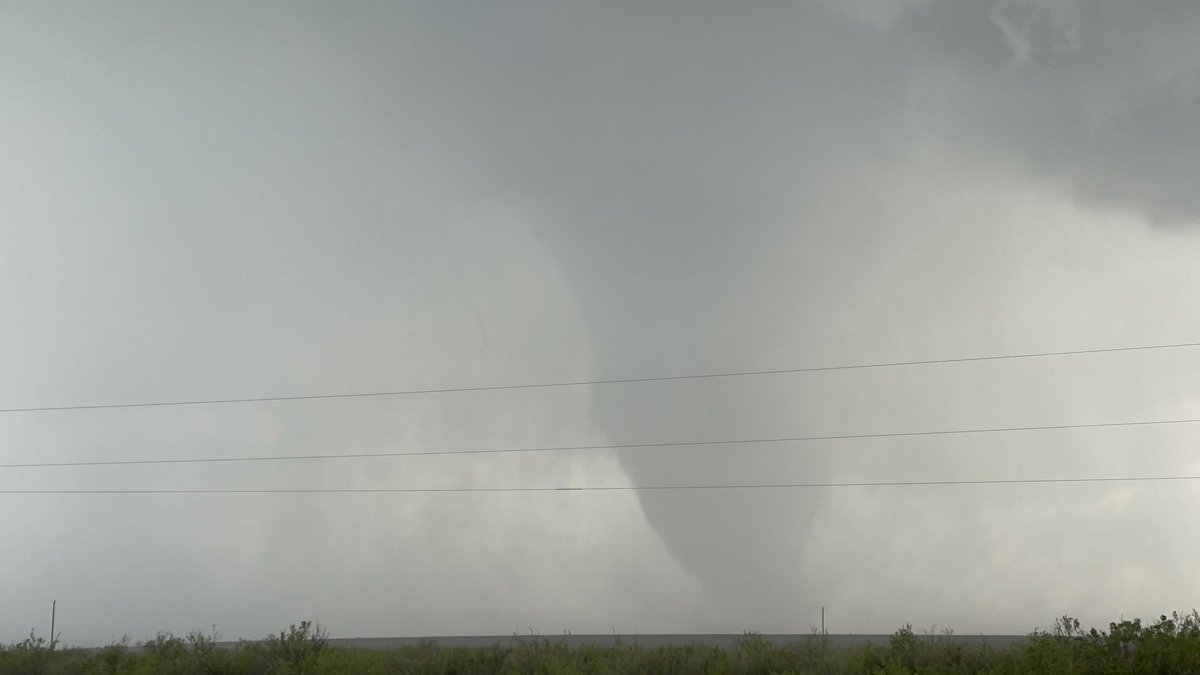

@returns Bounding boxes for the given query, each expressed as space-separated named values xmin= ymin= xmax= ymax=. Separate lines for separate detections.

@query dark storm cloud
xmin=896 ymin=0 xmax=1200 ymax=225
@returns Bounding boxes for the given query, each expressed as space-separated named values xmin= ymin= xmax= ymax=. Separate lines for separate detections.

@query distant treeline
xmin=3 ymin=612 xmax=1200 ymax=674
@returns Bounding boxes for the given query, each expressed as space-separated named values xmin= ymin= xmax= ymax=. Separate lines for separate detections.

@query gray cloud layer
xmin=2 ymin=0 xmax=1199 ymax=644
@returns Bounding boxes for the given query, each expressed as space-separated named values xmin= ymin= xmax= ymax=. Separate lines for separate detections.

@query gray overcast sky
xmin=2 ymin=0 xmax=1200 ymax=646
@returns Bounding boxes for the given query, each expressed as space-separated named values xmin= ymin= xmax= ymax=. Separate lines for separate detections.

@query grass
xmin=2 ymin=612 xmax=1199 ymax=674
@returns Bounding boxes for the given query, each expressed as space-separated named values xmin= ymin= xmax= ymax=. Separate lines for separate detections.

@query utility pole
xmin=50 ymin=600 xmax=56 ymax=650
xmin=821 ymin=606 xmax=825 ymax=635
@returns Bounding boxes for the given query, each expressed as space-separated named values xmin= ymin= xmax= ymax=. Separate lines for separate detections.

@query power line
xmin=3 ymin=340 xmax=1198 ymax=414
xmin=1 ymin=475 xmax=1198 ymax=494
xmin=3 ymin=416 xmax=1198 ymax=470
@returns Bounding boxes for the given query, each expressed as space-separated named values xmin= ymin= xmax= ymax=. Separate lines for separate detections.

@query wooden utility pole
xmin=50 ymin=600 xmax=56 ymax=650
xmin=821 ymin=606 xmax=825 ymax=635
